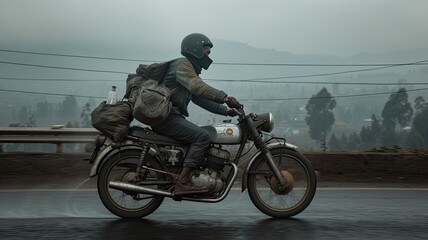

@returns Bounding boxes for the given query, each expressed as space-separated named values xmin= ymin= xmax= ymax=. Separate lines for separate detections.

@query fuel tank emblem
xmin=226 ymin=128 xmax=233 ymax=136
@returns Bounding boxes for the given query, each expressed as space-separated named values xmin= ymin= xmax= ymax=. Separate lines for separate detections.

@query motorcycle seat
xmin=128 ymin=126 xmax=186 ymax=146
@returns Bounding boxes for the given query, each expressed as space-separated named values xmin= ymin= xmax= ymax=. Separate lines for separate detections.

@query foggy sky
xmin=1 ymin=0 xmax=428 ymax=57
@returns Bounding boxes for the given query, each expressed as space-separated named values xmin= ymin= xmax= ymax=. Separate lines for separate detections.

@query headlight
xmin=255 ymin=113 xmax=275 ymax=132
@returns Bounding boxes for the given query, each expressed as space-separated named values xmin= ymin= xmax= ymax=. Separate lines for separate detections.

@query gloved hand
xmin=223 ymin=96 xmax=239 ymax=108
xmin=226 ymin=108 xmax=238 ymax=117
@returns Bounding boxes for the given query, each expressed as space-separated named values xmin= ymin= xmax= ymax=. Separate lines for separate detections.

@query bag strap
xmin=169 ymin=85 xmax=181 ymax=95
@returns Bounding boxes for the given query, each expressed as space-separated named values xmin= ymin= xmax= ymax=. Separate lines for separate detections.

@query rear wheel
xmin=97 ymin=149 xmax=168 ymax=219
xmin=247 ymin=148 xmax=317 ymax=218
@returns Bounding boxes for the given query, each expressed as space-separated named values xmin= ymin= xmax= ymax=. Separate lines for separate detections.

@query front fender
xmin=89 ymin=144 xmax=143 ymax=178
xmin=241 ymin=142 xmax=298 ymax=192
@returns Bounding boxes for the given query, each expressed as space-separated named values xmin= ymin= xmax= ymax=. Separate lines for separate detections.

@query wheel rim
xmin=103 ymin=155 xmax=164 ymax=212
xmin=269 ymin=170 xmax=294 ymax=195
xmin=251 ymin=153 xmax=311 ymax=212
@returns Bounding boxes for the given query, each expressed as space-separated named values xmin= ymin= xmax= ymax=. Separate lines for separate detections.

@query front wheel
xmin=97 ymin=149 xmax=167 ymax=219
xmin=247 ymin=148 xmax=317 ymax=218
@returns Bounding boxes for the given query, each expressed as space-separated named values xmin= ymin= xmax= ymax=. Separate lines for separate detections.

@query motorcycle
xmin=88 ymin=103 xmax=317 ymax=218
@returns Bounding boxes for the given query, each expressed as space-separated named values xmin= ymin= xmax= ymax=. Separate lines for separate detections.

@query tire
xmin=97 ymin=149 xmax=167 ymax=219
xmin=247 ymin=148 xmax=317 ymax=218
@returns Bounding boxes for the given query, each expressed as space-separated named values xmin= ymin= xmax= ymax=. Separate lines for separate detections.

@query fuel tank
xmin=201 ymin=123 xmax=242 ymax=144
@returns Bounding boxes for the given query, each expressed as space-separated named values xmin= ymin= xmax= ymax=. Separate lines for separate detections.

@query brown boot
xmin=174 ymin=167 xmax=208 ymax=196
xmin=176 ymin=166 xmax=193 ymax=184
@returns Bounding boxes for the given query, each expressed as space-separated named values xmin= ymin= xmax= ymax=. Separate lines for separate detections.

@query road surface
xmin=1 ymin=180 xmax=427 ymax=240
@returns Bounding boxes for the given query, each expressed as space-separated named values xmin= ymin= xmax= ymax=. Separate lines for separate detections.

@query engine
xmin=206 ymin=146 xmax=230 ymax=171
xmin=190 ymin=146 xmax=230 ymax=194
xmin=159 ymin=146 xmax=184 ymax=173
xmin=190 ymin=169 xmax=224 ymax=194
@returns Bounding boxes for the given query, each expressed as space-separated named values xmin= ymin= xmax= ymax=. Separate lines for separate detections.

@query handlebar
xmin=232 ymin=102 xmax=245 ymax=117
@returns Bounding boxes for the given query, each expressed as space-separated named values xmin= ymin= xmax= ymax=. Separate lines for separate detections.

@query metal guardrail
xmin=0 ymin=127 xmax=100 ymax=153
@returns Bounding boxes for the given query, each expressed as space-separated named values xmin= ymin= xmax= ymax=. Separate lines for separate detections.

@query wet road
xmin=1 ymin=182 xmax=428 ymax=239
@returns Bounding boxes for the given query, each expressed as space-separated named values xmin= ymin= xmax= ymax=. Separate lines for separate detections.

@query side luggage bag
xmin=91 ymin=101 xmax=133 ymax=142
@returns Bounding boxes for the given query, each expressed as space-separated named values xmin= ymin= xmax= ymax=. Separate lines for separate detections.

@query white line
xmin=1 ymin=187 xmax=428 ymax=193
xmin=0 ymin=188 xmax=97 ymax=193
xmin=316 ymin=187 xmax=428 ymax=191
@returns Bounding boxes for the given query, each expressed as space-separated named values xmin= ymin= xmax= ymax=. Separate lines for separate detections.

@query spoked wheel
xmin=97 ymin=149 xmax=170 ymax=219
xmin=247 ymin=148 xmax=317 ymax=218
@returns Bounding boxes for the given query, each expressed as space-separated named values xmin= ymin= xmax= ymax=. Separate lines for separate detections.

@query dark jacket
xmin=162 ymin=57 xmax=228 ymax=117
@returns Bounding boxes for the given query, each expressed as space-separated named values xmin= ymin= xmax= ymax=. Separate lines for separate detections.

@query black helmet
xmin=181 ymin=33 xmax=213 ymax=59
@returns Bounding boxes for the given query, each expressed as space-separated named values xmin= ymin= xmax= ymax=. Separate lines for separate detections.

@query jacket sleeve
xmin=192 ymin=95 xmax=228 ymax=115
xmin=175 ymin=59 xmax=227 ymax=103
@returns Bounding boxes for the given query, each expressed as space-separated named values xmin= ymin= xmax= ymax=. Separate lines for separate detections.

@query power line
xmin=1 ymin=77 xmax=428 ymax=86
xmin=0 ymin=60 xmax=128 ymax=74
xmin=0 ymin=88 xmax=105 ymax=99
xmin=1 ymin=49 xmax=427 ymax=83
xmin=207 ymin=79 xmax=428 ymax=86
xmin=1 ymin=48 xmax=428 ymax=67
xmin=0 ymin=77 xmax=119 ymax=82
xmin=241 ymin=87 xmax=428 ymax=101
xmin=1 ymin=87 xmax=427 ymax=102
xmin=210 ymin=59 xmax=428 ymax=80
xmin=0 ymin=59 xmax=426 ymax=80
xmin=0 ymin=49 xmax=155 ymax=63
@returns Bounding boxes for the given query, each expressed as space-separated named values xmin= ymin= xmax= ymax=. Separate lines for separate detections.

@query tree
xmin=340 ymin=133 xmax=349 ymax=151
xmin=411 ymin=105 xmax=428 ymax=146
xmin=80 ymin=103 xmax=92 ymax=127
xmin=347 ymin=132 xmax=360 ymax=151
xmin=414 ymin=96 xmax=426 ymax=114
xmin=58 ymin=96 xmax=78 ymax=121
xmin=361 ymin=114 xmax=383 ymax=149
xmin=360 ymin=126 xmax=372 ymax=149
xmin=18 ymin=106 xmax=30 ymax=124
xmin=36 ymin=100 xmax=54 ymax=124
xmin=25 ymin=113 xmax=36 ymax=127
xmin=370 ymin=114 xmax=383 ymax=141
xmin=381 ymin=88 xmax=413 ymax=132
xmin=305 ymin=87 xmax=336 ymax=144
xmin=328 ymin=133 xmax=341 ymax=151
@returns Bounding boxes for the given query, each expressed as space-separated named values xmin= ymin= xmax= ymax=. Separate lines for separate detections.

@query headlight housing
xmin=254 ymin=113 xmax=275 ymax=132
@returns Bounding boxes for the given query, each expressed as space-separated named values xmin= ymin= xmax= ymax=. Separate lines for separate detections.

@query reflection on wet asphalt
xmin=1 ymin=188 xmax=428 ymax=239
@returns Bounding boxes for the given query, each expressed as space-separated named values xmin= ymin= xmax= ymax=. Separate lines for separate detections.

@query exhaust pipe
xmin=109 ymin=181 xmax=174 ymax=197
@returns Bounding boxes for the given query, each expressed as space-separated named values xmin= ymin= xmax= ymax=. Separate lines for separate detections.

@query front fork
xmin=245 ymin=115 xmax=287 ymax=191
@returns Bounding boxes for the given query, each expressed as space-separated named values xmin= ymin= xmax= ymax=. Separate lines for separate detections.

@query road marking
xmin=1 ymin=187 xmax=428 ymax=193
xmin=316 ymin=187 xmax=428 ymax=191
xmin=0 ymin=188 xmax=97 ymax=193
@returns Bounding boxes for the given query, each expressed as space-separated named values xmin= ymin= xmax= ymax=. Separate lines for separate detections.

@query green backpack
xmin=126 ymin=60 xmax=179 ymax=126
xmin=124 ymin=60 xmax=174 ymax=104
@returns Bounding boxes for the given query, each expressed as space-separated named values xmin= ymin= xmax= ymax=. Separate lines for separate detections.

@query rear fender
xmin=241 ymin=142 xmax=298 ymax=192
xmin=89 ymin=144 xmax=143 ymax=177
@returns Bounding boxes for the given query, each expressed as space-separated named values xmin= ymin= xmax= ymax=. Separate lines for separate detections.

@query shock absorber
xmin=135 ymin=143 xmax=149 ymax=177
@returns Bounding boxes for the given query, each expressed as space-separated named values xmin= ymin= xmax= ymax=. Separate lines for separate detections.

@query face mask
xmin=198 ymin=54 xmax=213 ymax=70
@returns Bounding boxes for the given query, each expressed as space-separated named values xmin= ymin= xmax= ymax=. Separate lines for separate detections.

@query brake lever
xmin=233 ymin=103 xmax=245 ymax=117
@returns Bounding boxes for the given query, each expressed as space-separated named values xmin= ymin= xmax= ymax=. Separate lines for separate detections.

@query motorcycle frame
xmin=90 ymin=106 xmax=296 ymax=201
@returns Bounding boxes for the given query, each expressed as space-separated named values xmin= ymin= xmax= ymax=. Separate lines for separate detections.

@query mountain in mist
xmin=1 ymin=39 xmax=427 ymax=108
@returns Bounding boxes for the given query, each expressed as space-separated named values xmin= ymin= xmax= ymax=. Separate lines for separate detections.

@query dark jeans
xmin=151 ymin=114 xmax=210 ymax=168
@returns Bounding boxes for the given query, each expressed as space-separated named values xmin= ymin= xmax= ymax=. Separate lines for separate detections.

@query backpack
xmin=127 ymin=60 xmax=180 ymax=126
xmin=124 ymin=60 xmax=174 ymax=104
xmin=132 ymin=79 xmax=179 ymax=126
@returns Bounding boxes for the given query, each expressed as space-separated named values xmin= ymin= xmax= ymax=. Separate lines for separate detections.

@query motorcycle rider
xmin=151 ymin=33 xmax=239 ymax=195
